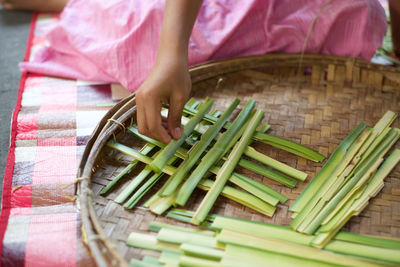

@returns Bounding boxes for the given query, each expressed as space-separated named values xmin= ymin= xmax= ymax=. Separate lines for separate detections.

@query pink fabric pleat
xmin=20 ymin=0 xmax=387 ymax=92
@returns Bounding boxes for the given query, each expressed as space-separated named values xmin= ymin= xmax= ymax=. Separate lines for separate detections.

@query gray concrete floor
xmin=0 ymin=9 xmax=32 ymax=204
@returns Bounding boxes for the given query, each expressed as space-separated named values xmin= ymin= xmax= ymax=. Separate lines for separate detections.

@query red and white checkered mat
xmin=0 ymin=13 xmax=130 ymax=267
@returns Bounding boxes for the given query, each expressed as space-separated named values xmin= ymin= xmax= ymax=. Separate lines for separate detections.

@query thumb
xmin=167 ymin=94 xmax=186 ymax=139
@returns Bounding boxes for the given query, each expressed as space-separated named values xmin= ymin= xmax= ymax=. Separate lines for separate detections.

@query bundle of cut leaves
xmin=126 ymin=210 xmax=400 ymax=267
xmin=102 ymin=97 xmax=323 ymax=224
xmin=290 ymin=111 xmax=400 ymax=248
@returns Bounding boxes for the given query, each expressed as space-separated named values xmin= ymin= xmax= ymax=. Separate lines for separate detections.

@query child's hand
xmin=136 ymin=57 xmax=191 ymax=144
xmin=136 ymin=0 xmax=202 ymax=143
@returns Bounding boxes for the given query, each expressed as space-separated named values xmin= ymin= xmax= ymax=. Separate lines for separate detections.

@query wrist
xmin=155 ymin=48 xmax=188 ymax=70
xmin=157 ymin=42 xmax=188 ymax=64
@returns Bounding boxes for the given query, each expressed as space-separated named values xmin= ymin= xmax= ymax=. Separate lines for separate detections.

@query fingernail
xmin=174 ymin=127 xmax=182 ymax=139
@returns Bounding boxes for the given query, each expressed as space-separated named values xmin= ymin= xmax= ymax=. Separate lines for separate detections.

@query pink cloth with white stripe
xmin=21 ymin=0 xmax=386 ymax=92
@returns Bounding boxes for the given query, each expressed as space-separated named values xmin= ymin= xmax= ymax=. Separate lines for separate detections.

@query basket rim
xmin=76 ymin=53 xmax=400 ymax=267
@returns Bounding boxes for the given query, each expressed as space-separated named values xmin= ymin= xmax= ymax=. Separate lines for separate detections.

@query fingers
xmin=137 ymin=91 xmax=172 ymax=144
xmin=161 ymin=117 xmax=169 ymax=130
xmin=135 ymin=63 xmax=191 ymax=144
xmin=167 ymin=93 xmax=187 ymax=139
xmin=147 ymin=100 xmax=172 ymax=144
xmin=136 ymin=97 xmax=148 ymax=137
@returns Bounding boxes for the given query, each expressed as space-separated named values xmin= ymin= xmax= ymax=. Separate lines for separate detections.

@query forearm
xmin=389 ymin=0 xmax=400 ymax=57
xmin=157 ymin=0 xmax=203 ymax=64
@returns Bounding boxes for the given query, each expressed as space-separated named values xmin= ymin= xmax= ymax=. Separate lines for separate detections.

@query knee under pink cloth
xmin=20 ymin=0 xmax=386 ymax=92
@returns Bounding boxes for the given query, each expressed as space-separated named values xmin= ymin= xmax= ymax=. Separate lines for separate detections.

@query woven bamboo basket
xmin=77 ymin=53 xmax=400 ymax=266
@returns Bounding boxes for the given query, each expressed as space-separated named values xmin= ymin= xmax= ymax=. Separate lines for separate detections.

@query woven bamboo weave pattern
xmin=78 ymin=54 xmax=400 ymax=266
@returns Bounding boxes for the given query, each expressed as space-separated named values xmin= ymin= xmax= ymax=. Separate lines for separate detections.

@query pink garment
xmin=21 ymin=0 xmax=387 ymax=92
